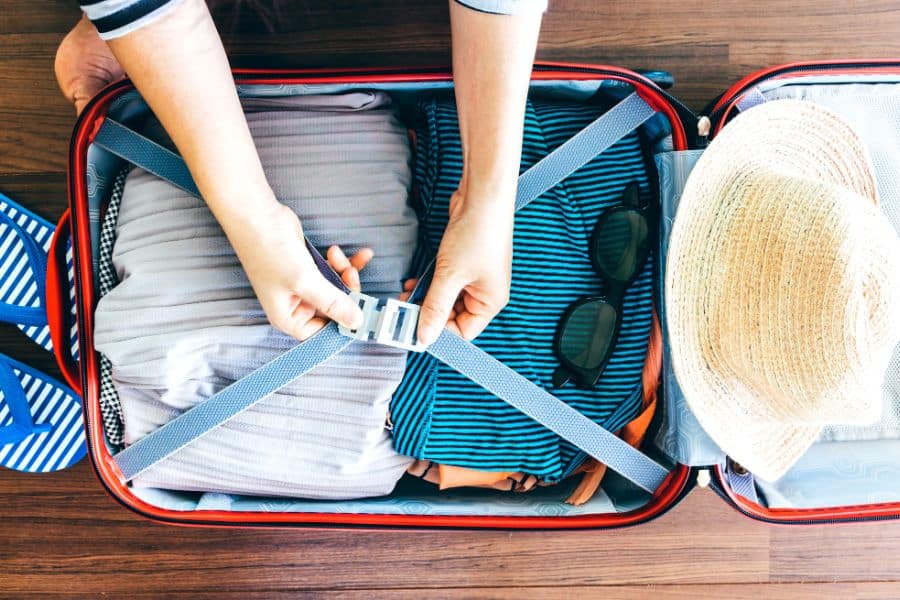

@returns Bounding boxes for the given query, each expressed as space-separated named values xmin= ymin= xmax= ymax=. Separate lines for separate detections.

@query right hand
xmin=413 ymin=189 xmax=514 ymax=346
xmin=226 ymin=202 xmax=366 ymax=341
xmin=55 ymin=16 xmax=125 ymax=114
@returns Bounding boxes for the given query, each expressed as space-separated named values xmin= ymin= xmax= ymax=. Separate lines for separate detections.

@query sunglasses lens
xmin=592 ymin=210 xmax=649 ymax=282
xmin=559 ymin=300 xmax=618 ymax=370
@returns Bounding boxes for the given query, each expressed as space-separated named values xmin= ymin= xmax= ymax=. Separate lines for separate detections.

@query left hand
xmin=413 ymin=189 xmax=514 ymax=345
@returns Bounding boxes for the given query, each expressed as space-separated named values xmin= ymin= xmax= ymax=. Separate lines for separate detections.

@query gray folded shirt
xmin=94 ymin=92 xmax=418 ymax=499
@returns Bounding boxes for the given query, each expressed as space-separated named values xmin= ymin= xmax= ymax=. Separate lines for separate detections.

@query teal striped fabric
xmin=390 ymin=98 xmax=655 ymax=481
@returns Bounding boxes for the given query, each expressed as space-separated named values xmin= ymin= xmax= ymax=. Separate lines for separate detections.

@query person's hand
xmin=414 ymin=189 xmax=514 ymax=345
xmin=55 ymin=16 xmax=125 ymax=114
xmin=226 ymin=202 xmax=367 ymax=341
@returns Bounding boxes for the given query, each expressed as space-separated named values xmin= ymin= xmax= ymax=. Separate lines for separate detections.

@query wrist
xmin=457 ymin=168 xmax=518 ymax=212
xmin=210 ymin=184 xmax=282 ymax=240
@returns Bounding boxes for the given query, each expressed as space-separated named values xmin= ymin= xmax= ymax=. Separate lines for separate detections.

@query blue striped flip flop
xmin=0 ymin=193 xmax=79 ymax=359
xmin=0 ymin=353 xmax=86 ymax=472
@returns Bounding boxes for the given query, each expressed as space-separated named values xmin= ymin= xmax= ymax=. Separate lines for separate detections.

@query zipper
xmin=524 ymin=64 xmax=707 ymax=150
xmin=530 ymin=64 xmax=696 ymax=122
xmin=232 ymin=63 xmax=687 ymax=109
xmin=66 ymin=81 xmax=127 ymax=515
xmin=234 ymin=63 xmax=701 ymax=150
xmin=695 ymin=468 xmax=711 ymax=489
xmin=706 ymin=60 xmax=900 ymax=128
xmin=709 ymin=466 xmax=900 ymax=525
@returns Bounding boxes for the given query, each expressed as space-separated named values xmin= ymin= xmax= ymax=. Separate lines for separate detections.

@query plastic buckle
xmin=338 ymin=292 xmax=426 ymax=352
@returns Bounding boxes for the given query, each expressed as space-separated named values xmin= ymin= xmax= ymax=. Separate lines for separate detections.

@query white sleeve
xmin=80 ymin=0 xmax=186 ymax=40
xmin=453 ymin=0 xmax=548 ymax=15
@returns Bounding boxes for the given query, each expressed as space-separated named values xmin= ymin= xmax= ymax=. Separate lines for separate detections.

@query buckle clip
xmin=338 ymin=292 xmax=426 ymax=352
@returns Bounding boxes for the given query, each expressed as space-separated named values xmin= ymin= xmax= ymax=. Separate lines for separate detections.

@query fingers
xmin=342 ymin=266 xmax=361 ymax=293
xmin=349 ymin=247 xmax=374 ymax=271
xmin=270 ymin=300 xmax=322 ymax=341
xmin=326 ymin=245 xmax=351 ymax=273
xmin=327 ymin=246 xmax=373 ymax=293
xmin=290 ymin=300 xmax=317 ymax=324
xmin=297 ymin=272 xmax=364 ymax=331
xmin=458 ymin=288 xmax=509 ymax=340
xmin=448 ymin=291 xmax=505 ymax=341
xmin=454 ymin=310 xmax=494 ymax=341
xmin=398 ymin=278 xmax=417 ymax=301
xmin=417 ymin=269 xmax=465 ymax=346
xmin=289 ymin=315 xmax=328 ymax=341
xmin=328 ymin=245 xmax=374 ymax=272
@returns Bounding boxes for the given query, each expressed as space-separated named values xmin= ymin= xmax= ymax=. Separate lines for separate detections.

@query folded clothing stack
xmin=390 ymin=97 xmax=656 ymax=482
xmin=94 ymin=92 xmax=419 ymax=499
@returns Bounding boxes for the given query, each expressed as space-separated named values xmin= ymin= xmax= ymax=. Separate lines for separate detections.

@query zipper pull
xmin=695 ymin=468 xmax=711 ymax=488
xmin=696 ymin=116 xmax=711 ymax=148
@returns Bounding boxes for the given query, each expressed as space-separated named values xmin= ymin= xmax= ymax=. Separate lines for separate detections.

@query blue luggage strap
xmin=98 ymin=92 xmax=670 ymax=493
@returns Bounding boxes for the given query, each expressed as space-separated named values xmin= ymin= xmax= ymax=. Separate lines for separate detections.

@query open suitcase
xmin=49 ymin=59 xmax=900 ymax=528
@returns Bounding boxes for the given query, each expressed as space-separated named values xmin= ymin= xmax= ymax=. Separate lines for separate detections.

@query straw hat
xmin=665 ymin=99 xmax=900 ymax=481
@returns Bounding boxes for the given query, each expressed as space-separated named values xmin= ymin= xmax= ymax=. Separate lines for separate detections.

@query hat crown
xmin=704 ymin=173 xmax=900 ymax=424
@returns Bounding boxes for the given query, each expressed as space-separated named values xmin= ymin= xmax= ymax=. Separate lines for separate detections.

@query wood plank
xmin=771 ymin=522 xmax=900 ymax=582
xmin=0 ymin=1 xmax=80 ymax=35
xmin=330 ymin=584 xmax=900 ymax=599
xmin=0 ymin=484 xmax=769 ymax=595
xmin=0 ymin=171 xmax=68 ymax=218
xmin=0 ymin=34 xmax=77 ymax=175
xmin=10 ymin=582 xmax=900 ymax=599
xmin=0 ymin=472 xmax=898 ymax=595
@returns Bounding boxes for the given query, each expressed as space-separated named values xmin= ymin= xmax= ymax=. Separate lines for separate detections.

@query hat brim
xmin=665 ymin=100 xmax=880 ymax=482
xmin=699 ymin=408 xmax=822 ymax=482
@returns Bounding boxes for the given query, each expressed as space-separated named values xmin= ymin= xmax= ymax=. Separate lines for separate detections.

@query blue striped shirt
xmin=389 ymin=97 xmax=655 ymax=481
xmin=80 ymin=0 xmax=548 ymax=40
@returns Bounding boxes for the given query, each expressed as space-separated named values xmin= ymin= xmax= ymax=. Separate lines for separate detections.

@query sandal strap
xmin=0 ymin=355 xmax=52 ymax=446
xmin=0 ymin=210 xmax=49 ymax=327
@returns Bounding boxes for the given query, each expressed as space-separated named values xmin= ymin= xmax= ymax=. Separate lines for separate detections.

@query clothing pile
xmin=94 ymin=93 xmax=418 ymax=499
xmin=392 ymin=98 xmax=655 ymax=486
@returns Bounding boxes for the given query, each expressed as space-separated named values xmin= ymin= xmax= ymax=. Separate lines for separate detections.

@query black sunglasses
xmin=552 ymin=183 xmax=655 ymax=389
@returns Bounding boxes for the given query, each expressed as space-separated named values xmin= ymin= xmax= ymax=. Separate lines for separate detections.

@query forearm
xmin=449 ymin=0 xmax=542 ymax=207
xmin=106 ymin=0 xmax=276 ymax=235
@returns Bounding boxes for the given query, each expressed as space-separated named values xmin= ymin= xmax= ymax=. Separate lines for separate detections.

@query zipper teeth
xmin=235 ymin=64 xmax=697 ymax=125
xmin=533 ymin=65 xmax=696 ymax=119
xmin=708 ymin=60 xmax=900 ymax=123
xmin=709 ymin=472 xmax=900 ymax=525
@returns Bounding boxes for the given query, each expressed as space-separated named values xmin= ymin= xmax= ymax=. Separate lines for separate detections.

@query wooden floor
xmin=3 ymin=0 xmax=900 ymax=596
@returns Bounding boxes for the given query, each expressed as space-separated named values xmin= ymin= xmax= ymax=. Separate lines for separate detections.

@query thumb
xmin=417 ymin=269 xmax=464 ymax=346
xmin=299 ymin=273 xmax=364 ymax=330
